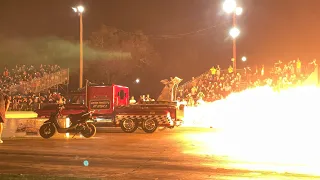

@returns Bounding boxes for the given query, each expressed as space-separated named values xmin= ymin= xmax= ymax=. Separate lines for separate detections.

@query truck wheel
xmin=120 ymin=119 xmax=138 ymax=133
xmin=142 ymin=119 xmax=158 ymax=133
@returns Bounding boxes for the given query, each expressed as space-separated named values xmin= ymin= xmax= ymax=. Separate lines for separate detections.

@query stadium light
xmin=72 ymin=5 xmax=85 ymax=88
xmin=223 ymin=0 xmax=237 ymax=14
xmin=241 ymin=56 xmax=247 ymax=62
xmin=229 ymin=27 xmax=240 ymax=39
xmin=72 ymin=5 xmax=84 ymax=13
xmin=235 ymin=7 xmax=243 ymax=15
xmin=223 ymin=0 xmax=243 ymax=74
xmin=135 ymin=78 xmax=140 ymax=84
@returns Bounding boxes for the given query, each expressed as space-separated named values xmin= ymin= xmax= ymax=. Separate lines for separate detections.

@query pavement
xmin=0 ymin=127 xmax=319 ymax=180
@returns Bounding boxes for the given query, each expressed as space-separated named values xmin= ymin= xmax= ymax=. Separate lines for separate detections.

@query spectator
xmin=177 ymin=59 xmax=316 ymax=106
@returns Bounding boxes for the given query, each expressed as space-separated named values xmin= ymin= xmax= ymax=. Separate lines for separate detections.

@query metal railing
xmin=9 ymin=69 xmax=69 ymax=95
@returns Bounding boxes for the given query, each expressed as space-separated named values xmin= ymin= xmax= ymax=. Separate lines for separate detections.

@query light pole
xmin=223 ymin=0 xmax=243 ymax=74
xmin=72 ymin=5 xmax=84 ymax=88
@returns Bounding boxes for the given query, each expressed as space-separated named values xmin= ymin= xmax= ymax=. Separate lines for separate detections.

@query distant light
xmin=72 ymin=5 xmax=84 ymax=13
xmin=77 ymin=5 xmax=84 ymax=13
xmin=223 ymin=0 xmax=237 ymax=14
xmin=242 ymin=56 xmax=247 ymax=62
xmin=72 ymin=7 xmax=77 ymax=12
xmin=235 ymin=7 xmax=243 ymax=15
xmin=83 ymin=160 xmax=89 ymax=166
xmin=229 ymin=27 xmax=240 ymax=39
xmin=135 ymin=78 xmax=140 ymax=83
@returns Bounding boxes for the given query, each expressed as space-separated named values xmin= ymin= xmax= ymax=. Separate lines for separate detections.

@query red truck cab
xmin=87 ymin=85 xmax=129 ymax=115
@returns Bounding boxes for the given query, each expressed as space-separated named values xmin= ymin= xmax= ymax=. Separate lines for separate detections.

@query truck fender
xmin=43 ymin=120 xmax=52 ymax=124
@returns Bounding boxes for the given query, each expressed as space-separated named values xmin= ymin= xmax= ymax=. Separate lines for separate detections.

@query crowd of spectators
xmin=129 ymin=94 xmax=155 ymax=104
xmin=1 ymin=64 xmax=61 ymax=92
xmin=178 ymin=59 xmax=318 ymax=106
xmin=8 ymin=91 xmax=66 ymax=111
xmin=0 ymin=64 xmax=63 ymax=111
xmin=3 ymin=59 xmax=318 ymax=110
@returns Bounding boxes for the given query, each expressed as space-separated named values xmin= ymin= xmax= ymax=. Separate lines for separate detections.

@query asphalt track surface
xmin=0 ymin=127 xmax=319 ymax=180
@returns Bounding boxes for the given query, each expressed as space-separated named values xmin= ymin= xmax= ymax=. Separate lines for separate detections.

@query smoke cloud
xmin=0 ymin=36 xmax=131 ymax=68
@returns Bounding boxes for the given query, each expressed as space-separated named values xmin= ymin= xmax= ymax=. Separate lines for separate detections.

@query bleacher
xmin=1 ymin=65 xmax=70 ymax=111
xmin=8 ymin=68 xmax=69 ymax=95
xmin=179 ymin=68 xmax=245 ymax=92
xmin=176 ymin=60 xmax=318 ymax=106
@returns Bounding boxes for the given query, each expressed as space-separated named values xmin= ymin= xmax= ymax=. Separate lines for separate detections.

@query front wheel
xmin=39 ymin=124 xmax=56 ymax=139
xmin=120 ymin=119 xmax=138 ymax=133
xmin=81 ymin=123 xmax=97 ymax=138
xmin=142 ymin=119 xmax=158 ymax=133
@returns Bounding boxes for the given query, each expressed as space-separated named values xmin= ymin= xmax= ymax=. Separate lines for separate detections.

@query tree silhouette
xmin=87 ymin=25 xmax=160 ymax=84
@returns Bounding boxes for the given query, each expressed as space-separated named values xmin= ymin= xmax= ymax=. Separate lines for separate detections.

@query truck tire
xmin=142 ymin=119 xmax=158 ymax=133
xmin=120 ymin=119 xmax=138 ymax=133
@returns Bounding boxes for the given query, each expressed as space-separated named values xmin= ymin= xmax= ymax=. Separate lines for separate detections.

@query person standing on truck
xmin=0 ymin=90 xmax=10 ymax=143
xmin=129 ymin=96 xmax=136 ymax=104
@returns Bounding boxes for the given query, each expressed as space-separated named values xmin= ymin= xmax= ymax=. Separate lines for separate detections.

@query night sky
xmin=1 ymin=0 xmax=320 ymax=96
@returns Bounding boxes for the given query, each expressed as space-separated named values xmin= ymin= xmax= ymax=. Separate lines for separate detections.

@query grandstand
xmin=1 ymin=65 xmax=69 ymax=111
xmin=8 ymin=68 xmax=69 ymax=95
xmin=175 ymin=59 xmax=318 ymax=106
xmin=4 ymin=59 xmax=318 ymax=111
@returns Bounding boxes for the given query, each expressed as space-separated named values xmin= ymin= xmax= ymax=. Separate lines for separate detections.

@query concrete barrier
xmin=6 ymin=111 xmax=38 ymax=119
xmin=2 ymin=111 xmax=66 ymax=138
xmin=3 ymin=118 xmax=44 ymax=138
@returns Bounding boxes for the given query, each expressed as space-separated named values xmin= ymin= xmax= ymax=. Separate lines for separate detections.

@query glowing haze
xmin=182 ymin=85 xmax=320 ymax=176
xmin=0 ymin=37 xmax=131 ymax=67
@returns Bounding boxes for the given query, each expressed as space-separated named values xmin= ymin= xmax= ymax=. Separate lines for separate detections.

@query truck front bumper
xmin=174 ymin=119 xmax=183 ymax=127
xmin=167 ymin=119 xmax=183 ymax=128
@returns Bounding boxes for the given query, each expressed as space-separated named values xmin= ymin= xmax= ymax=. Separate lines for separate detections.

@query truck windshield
xmin=69 ymin=95 xmax=85 ymax=104
xmin=119 ymin=90 xmax=125 ymax=100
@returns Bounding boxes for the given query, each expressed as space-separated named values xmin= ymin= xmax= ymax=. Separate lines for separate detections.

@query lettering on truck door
xmin=90 ymin=100 xmax=111 ymax=109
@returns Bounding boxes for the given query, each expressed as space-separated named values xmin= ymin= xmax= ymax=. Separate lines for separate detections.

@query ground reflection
xmin=179 ymin=131 xmax=320 ymax=179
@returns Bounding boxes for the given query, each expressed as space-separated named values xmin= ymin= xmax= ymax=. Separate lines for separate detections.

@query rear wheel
xmin=39 ymin=124 xmax=56 ymax=139
xmin=120 ymin=119 xmax=138 ymax=133
xmin=81 ymin=123 xmax=96 ymax=138
xmin=142 ymin=119 xmax=158 ymax=133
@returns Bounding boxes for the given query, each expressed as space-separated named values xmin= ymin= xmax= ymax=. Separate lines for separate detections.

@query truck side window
xmin=119 ymin=90 xmax=125 ymax=100
xmin=70 ymin=96 xmax=79 ymax=104
xmin=79 ymin=96 xmax=85 ymax=104
xmin=70 ymin=95 xmax=84 ymax=104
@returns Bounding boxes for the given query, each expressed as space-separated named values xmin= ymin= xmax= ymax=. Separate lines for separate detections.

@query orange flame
xmin=182 ymin=85 xmax=320 ymax=176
